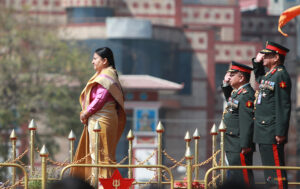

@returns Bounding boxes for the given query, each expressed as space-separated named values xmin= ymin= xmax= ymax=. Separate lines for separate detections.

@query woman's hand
xmin=80 ymin=111 xmax=89 ymax=125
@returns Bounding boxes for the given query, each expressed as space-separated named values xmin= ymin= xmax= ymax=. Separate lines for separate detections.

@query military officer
xmin=222 ymin=61 xmax=255 ymax=185
xmin=253 ymin=41 xmax=291 ymax=189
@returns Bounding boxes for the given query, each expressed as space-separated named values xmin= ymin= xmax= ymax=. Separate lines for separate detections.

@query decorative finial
xmin=28 ymin=119 xmax=37 ymax=130
xmin=68 ymin=130 xmax=76 ymax=140
xmin=10 ymin=129 xmax=17 ymax=140
xmin=210 ymin=124 xmax=218 ymax=135
xmin=193 ymin=128 xmax=200 ymax=139
xmin=93 ymin=121 xmax=101 ymax=132
xmin=185 ymin=146 xmax=193 ymax=159
xmin=127 ymin=129 xmax=134 ymax=140
xmin=156 ymin=121 xmax=164 ymax=133
xmin=40 ymin=145 xmax=49 ymax=157
xmin=218 ymin=121 xmax=226 ymax=132
xmin=184 ymin=131 xmax=191 ymax=142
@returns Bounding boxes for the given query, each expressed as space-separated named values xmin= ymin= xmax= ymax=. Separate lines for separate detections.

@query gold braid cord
xmin=2 ymin=177 xmax=24 ymax=189
xmin=163 ymin=150 xmax=186 ymax=167
xmin=0 ymin=149 xmax=28 ymax=169
xmin=133 ymin=150 xmax=157 ymax=172
xmin=136 ymin=174 xmax=158 ymax=189
xmin=117 ymin=156 xmax=128 ymax=165
xmin=208 ymin=174 xmax=221 ymax=187
xmin=0 ymin=180 xmax=10 ymax=189
xmin=193 ymin=150 xmax=220 ymax=167
xmin=134 ymin=150 xmax=157 ymax=165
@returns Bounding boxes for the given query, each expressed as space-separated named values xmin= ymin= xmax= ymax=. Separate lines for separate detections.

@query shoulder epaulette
xmin=242 ymin=89 xmax=248 ymax=94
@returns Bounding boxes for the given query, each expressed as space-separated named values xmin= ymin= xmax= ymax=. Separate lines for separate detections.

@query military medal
xmin=262 ymin=92 xmax=267 ymax=98
xmin=257 ymin=92 xmax=262 ymax=104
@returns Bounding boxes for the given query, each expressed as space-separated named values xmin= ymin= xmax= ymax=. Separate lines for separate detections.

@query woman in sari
xmin=71 ymin=47 xmax=126 ymax=185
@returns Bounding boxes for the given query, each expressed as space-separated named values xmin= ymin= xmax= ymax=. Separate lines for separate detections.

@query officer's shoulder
xmin=242 ymin=86 xmax=255 ymax=95
xmin=273 ymin=68 xmax=290 ymax=81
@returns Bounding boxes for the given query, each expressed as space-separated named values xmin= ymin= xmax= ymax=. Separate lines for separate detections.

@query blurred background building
xmin=2 ymin=0 xmax=300 ymax=181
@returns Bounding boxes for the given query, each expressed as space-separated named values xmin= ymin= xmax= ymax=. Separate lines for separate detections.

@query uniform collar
xmin=237 ymin=83 xmax=250 ymax=91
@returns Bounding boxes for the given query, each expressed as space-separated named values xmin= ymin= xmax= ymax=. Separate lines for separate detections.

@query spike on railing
xmin=156 ymin=121 xmax=164 ymax=133
xmin=28 ymin=119 xmax=37 ymax=130
xmin=93 ymin=121 xmax=101 ymax=132
xmin=68 ymin=130 xmax=76 ymax=141
xmin=10 ymin=129 xmax=17 ymax=140
xmin=127 ymin=129 xmax=134 ymax=141
xmin=184 ymin=131 xmax=191 ymax=142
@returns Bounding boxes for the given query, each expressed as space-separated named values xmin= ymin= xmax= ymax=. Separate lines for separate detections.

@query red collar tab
xmin=231 ymin=65 xmax=251 ymax=74
xmin=266 ymin=44 xmax=287 ymax=56
xmin=271 ymin=68 xmax=277 ymax=75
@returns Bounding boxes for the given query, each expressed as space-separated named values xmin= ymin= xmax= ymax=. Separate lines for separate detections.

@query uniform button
xmin=253 ymin=117 xmax=256 ymax=120
xmin=230 ymin=132 xmax=233 ymax=135
xmin=262 ymin=121 xmax=265 ymax=124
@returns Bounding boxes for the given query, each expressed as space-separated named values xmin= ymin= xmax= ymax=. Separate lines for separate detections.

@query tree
xmin=0 ymin=6 xmax=92 ymax=176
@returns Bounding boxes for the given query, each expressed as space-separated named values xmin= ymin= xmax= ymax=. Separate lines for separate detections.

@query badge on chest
xmin=257 ymin=80 xmax=275 ymax=104
xmin=227 ymin=97 xmax=239 ymax=112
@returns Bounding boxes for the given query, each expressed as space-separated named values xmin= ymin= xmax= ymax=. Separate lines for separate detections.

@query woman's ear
xmin=103 ymin=58 xmax=108 ymax=65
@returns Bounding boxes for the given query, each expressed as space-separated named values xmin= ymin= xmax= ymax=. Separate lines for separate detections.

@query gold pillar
xmin=184 ymin=131 xmax=191 ymax=149
xmin=93 ymin=121 xmax=101 ymax=189
xmin=40 ymin=145 xmax=49 ymax=189
xmin=28 ymin=119 xmax=37 ymax=176
xmin=210 ymin=124 xmax=218 ymax=188
xmin=156 ymin=121 xmax=164 ymax=188
xmin=192 ymin=129 xmax=200 ymax=180
xmin=10 ymin=130 xmax=17 ymax=189
xmin=185 ymin=146 xmax=193 ymax=189
xmin=127 ymin=130 xmax=134 ymax=179
xmin=68 ymin=130 xmax=76 ymax=163
xmin=218 ymin=121 xmax=226 ymax=183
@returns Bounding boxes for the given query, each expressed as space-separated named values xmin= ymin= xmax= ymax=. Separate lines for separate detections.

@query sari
xmin=70 ymin=66 xmax=126 ymax=183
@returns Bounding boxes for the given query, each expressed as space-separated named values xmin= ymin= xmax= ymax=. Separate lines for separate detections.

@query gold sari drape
xmin=70 ymin=66 xmax=126 ymax=182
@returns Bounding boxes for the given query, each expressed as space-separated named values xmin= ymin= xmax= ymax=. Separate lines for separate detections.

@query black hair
xmin=47 ymin=177 xmax=94 ymax=189
xmin=94 ymin=47 xmax=116 ymax=70
xmin=239 ymin=71 xmax=250 ymax=82
xmin=278 ymin=54 xmax=285 ymax=64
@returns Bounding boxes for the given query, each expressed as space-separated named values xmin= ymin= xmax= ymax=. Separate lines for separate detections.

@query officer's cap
xmin=228 ymin=61 xmax=253 ymax=74
xmin=260 ymin=41 xmax=289 ymax=56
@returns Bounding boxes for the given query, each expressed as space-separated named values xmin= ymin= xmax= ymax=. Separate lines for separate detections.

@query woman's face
xmin=92 ymin=53 xmax=107 ymax=73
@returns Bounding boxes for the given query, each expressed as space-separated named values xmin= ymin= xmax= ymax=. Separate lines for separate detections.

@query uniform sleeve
xmin=86 ymin=85 xmax=111 ymax=115
xmin=252 ymin=58 xmax=265 ymax=83
xmin=238 ymin=94 xmax=254 ymax=148
xmin=221 ymin=84 xmax=233 ymax=102
xmin=275 ymin=73 xmax=291 ymax=136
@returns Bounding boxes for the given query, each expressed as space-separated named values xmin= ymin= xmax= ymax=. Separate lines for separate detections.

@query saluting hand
xmin=255 ymin=53 xmax=264 ymax=63
xmin=223 ymin=72 xmax=231 ymax=84
xmin=275 ymin=136 xmax=286 ymax=144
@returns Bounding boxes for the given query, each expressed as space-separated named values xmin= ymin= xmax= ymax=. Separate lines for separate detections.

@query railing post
xmin=10 ymin=130 xmax=17 ymax=189
xmin=210 ymin=124 xmax=218 ymax=188
xmin=93 ymin=121 xmax=101 ymax=189
xmin=127 ymin=129 xmax=134 ymax=179
xmin=68 ymin=130 xmax=76 ymax=163
xmin=40 ymin=145 xmax=49 ymax=189
xmin=193 ymin=129 xmax=200 ymax=180
xmin=185 ymin=146 xmax=193 ymax=189
xmin=156 ymin=121 xmax=164 ymax=188
xmin=184 ymin=131 xmax=191 ymax=149
xmin=218 ymin=121 xmax=227 ymax=184
xmin=28 ymin=119 xmax=37 ymax=176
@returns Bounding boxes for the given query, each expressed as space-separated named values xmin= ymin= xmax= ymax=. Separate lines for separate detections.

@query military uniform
xmin=253 ymin=41 xmax=291 ymax=189
xmin=222 ymin=62 xmax=255 ymax=185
